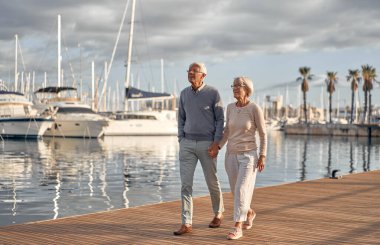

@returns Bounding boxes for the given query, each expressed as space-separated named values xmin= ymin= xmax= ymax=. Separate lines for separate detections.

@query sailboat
xmin=104 ymin=86 xmax=177 ymax=136
xmin=103 ymin=0 xmax=177 ymax=136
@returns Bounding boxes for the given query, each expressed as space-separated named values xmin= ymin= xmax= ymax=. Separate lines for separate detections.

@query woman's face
xmin=231 ymin=79 xmax=247 ymax=100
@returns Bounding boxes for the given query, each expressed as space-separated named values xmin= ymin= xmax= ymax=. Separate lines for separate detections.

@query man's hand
xmin=208 ymin=142 xmax=220 ymax=159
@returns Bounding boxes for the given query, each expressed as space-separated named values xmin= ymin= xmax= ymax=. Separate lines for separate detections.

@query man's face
xmin=187 ymin=65 xmax=205 ymax=88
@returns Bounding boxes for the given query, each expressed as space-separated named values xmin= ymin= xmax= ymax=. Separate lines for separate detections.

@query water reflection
xmin=365 ymin=139 xmax=371 ymax=171
xmin=100 ymin=136 xmax=179 ymax=208
xmin=0 ymin=140 xmax=51 ymax=225
xmin=1 ymin=133 xmax=379 ymax=226
xmin=0 ymin=137 xmax=180 ymax=226
xmin=43 ymin=138 xmax=112 ymax=215
xmin=326 ymin=137 xmax=332 ymax=178
xmin=266 ymin=134 xmax=370 ymax=184
xmin=349 ymin=142 xmax=355 ymax=174
xmin=300 ymin=137 xmax=308 ymax=181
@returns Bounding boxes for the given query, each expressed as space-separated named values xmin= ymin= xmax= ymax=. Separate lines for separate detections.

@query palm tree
xmin=368 ymin=67 xmax=377 ymax=123
xmin=326 ymin=71 xmax=337 ymax=123
xmin=346 ymin=69 xmax=360 ymax=124
xmin=361 ymin=64 xmax=376 ymax=123
xmin=297 ymin=67 xmax=312 ymax=124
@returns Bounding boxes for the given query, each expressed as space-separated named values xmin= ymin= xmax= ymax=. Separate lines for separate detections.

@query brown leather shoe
xmin=173 ymin=224 xmax=192 ymax=235
xmin=209 ymin=215 xmax=223 ymax=228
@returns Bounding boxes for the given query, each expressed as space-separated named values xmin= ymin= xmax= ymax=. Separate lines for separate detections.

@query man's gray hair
xmin=189 ymin=62 xmax=207 ymax=75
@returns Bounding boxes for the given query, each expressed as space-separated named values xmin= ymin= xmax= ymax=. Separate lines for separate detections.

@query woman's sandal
xmin=226 ymin=227 xmax=243 ymax=240
xmin=242 ymin=212 xmax=256 ymax=230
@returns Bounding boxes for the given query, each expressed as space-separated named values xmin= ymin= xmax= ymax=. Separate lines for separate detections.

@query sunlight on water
xmin=0 ymin=132 xmax=379 ymax=226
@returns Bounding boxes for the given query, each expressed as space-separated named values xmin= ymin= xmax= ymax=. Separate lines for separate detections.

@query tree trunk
xmin=369 ymin=92 xmax=372 ymax=123
xmin=303 ymin=91 xmax=307 ymax=124
xmin=350 ymin=90 xmax=355 ymax=124
xmin=329 ymin=93 xmax=332 ymax=123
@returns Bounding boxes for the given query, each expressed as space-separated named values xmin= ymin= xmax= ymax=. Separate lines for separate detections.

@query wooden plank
xmin=1 ymin=170 xmax=379 ymax=244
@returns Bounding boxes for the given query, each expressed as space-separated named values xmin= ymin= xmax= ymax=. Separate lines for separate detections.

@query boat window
xmin=128 ymin=115 xmax=156 ymax=120
xmin=56 ymin=107 xmax=95 ymax=114
xmin=116 ymin=114 xmax=157 ymax=120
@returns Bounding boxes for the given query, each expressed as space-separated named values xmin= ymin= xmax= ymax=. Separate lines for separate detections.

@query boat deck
xmin=1 ymin=170 xmax=379 ymax=244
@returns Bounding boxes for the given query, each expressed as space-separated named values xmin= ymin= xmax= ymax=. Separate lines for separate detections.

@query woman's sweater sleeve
xmin=254 ymin=105 xmax=267 ymax=156
xmin=218 ymin=105 xmax=229 ymax=149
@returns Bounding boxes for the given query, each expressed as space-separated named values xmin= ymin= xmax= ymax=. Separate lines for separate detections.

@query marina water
xmin=1 ymin=132 xmax=379 ymax=226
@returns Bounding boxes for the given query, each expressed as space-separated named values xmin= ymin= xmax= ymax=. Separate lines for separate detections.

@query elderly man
xmin=174 ymin=62 xmax=225 ymax=235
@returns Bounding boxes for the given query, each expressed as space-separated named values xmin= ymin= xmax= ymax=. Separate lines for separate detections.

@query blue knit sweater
xmin=178 ymin=84 xmax=224 ymax=142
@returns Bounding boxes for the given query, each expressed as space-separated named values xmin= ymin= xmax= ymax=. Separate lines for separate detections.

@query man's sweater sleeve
xmin=178 ymin=94 xmax=186 ymax=142
xmin=213 ymin=91 xmax=224 ymax=142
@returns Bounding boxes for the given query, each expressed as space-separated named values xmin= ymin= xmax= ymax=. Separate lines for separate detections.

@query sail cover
xmin=125 ymin=86 xmax=173 ymax=101
xmin=34 ymin=86 xmax=77 ymax=94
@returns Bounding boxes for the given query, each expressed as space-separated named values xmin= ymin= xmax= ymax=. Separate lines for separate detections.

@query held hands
xmin=257 ymin=155 xmax=266 ymax=172
xmin=208 ymin=142 xmax=220 ymax=159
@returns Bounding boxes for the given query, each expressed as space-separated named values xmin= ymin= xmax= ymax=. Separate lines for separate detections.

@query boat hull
xmin=44 ymin=119 xmax=109 ymax=138
xmin=0 ymin=118 xmax=54 ymax=139
xmin=104 ymin=119 xmax=177 ymax=136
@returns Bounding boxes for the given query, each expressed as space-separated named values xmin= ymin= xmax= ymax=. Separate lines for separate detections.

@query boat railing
xmin=42 ymin=97 xmax=81 ymax=103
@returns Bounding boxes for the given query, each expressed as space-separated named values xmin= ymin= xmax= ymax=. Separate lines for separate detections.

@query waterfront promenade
xmin=0 ymin=170 xmax=379 ymax=244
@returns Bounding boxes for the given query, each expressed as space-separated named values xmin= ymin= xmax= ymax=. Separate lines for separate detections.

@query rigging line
xmin=138 ymin=1 xmax=155 ymax=88
xmin=17 ymin=40 xmax=32 ymax=95
xmin=61 ymin=35 xmax=77 ymax=88
xmin=99 ymin=0 xmax=130 ymax=107
xmin=6 ymin=45 xmax=13 ymax=84
xmin=35 ymin=18 xmax=57 ymax=76
xmin=95 ymin=66 xmax=106 ymax=108
xmin=17 ymin=40 xmax=27 ymax=72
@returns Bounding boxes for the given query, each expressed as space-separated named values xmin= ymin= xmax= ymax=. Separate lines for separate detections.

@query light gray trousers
xmin=179 ymin=138 xmax=224 ymax=225
xmin=225 ymin=150 xmax=258 ymax=222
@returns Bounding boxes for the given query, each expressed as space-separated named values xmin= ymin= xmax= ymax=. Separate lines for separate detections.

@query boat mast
xmin=124 ymin=0 xmax=136 ymax=111
xmin=58 ymin=14 xmax=62 ymax=87
xmin=161 ymin=59 xmax=164 ymax=93
xmin=92 ymin=61 xmax=95 ymax=110
xmin=14 ymin=34 xmax=18 ymax=92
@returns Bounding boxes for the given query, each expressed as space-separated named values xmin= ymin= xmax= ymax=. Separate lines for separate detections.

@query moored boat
xmin=104 ymin=86 xmax=177 ymax=136
xmin=33 ymin=86 xmax=109 ymax=138
xmin=0 ymin=90 xmax=53 ymax=139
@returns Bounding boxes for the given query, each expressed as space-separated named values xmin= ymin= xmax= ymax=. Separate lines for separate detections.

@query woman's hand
xmin=257 ymin=155 xmax=266 ymax=172
xmin=208 ymin=142 xmax=220 ymax=159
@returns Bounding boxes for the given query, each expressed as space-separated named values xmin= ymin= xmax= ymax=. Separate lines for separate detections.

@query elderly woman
xmin=218 ymin=76 xmax=267 ymax=240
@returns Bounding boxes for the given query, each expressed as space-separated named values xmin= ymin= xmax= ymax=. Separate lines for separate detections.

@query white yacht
xmin=104 ymin=86 xmax=177 ymax=136
xmin=0 ymin=90 xmax=53 ymax=139
xmin=104 ymin=109 xmax=177 ymax=136
xmin=33 ymin=87 xmax=109 ymax=138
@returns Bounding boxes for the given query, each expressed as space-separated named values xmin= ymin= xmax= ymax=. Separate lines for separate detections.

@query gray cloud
xmin=0 ymin=0 xmax=379 ymax=84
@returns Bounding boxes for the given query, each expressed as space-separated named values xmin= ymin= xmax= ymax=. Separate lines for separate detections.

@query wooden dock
xmin=1 ymin=170 xmax=379 ymax=244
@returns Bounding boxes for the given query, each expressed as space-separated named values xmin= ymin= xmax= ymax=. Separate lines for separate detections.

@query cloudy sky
xmin=0 ymin=0 xmax=380 ymax=107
